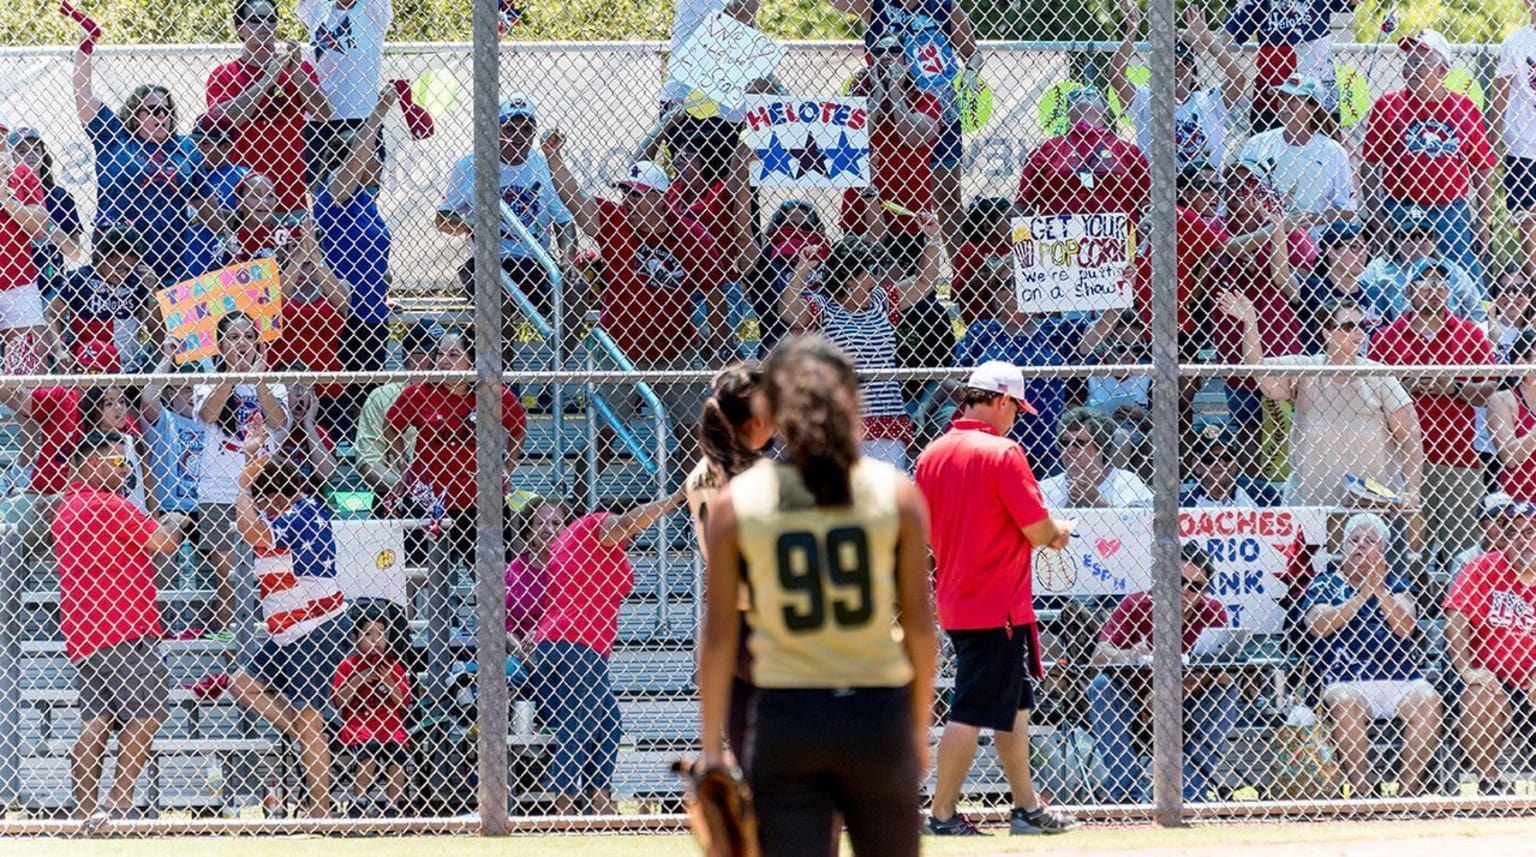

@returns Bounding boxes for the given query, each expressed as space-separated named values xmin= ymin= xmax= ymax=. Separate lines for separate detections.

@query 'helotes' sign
xmin=1012 ymin=213 xmax=1135 ymax=314
xmin=742 ymin=96 xmax=870 ymax=188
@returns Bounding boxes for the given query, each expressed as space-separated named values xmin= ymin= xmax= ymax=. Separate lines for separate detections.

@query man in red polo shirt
xmin=1370 ymin=259 xmax=1497 ymax=568
xmin=53 ymin=430 xmax=191 ymax=821
xmin=206 ymin=0 xmax=331 ymax=215
xmin=1016 ymin=86 xmax=1149 ymax=218
xmin=914 ymin=361 xmax=1077 ymax=837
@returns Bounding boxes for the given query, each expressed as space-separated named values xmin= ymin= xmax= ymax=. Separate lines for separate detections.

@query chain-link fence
xmin=1 ymin=0 xmax=1536 ymax=844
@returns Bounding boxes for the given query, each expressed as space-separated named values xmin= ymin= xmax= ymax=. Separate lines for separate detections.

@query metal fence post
xmin=472 ymin=0 xmax=510 ymax=834
xmin=1146 ymin=0 xmax=1185 ymax=828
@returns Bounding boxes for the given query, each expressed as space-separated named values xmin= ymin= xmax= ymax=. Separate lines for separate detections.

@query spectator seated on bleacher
xmin=332 ymin=608 xmax=411 ymax=817
xmin=1015 ymin=86 xmax=1148 ymax=220
xmin=9 ymin=126 xmax=83 ymax=300
xmin=1443 ymin=499 xmax=1536 ymax=796
xmin=1360 ymin=207 xmax=1486 ymax=324
xmin=1450 ymin=493 xmax=1513 ymax=580
xmin=1486 ymin=331 xmax=1536 ymax=504
xmin=506 ymin=496 xmax=564 ymax=661
xmin=51 ymin=226 xmax=154 ymax=374
xmin=1087 ymin=542 xmax=1238 ymax=803
xmin=1299 ymin=221 xmax=1391 ymax=344
xmin=1078 ymin=308 xmax=1151 ymax=476
xmin=1180 ymin=429 xmax=1281 ymax=508
xmin=1303 ymin=513 xmax=1441 ymax=798
xmin=54 ymin=430 xmax=192 ymax=821
xmin=742 ymin=200 xmax=828 ymax=358
xmin=1038 ymin=407 xmax=1151 ymax=508
xmin=353 ymin=320 xmax=438 ymax=502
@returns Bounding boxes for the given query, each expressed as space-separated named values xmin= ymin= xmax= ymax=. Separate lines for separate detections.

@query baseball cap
xmin=1482 ymin=492 xmax=1514 ymax=520
xmin=1393 ymin=205 xmax=1436 ymax=234
xmin=5 ymin=126 xmax=40 ymax=147
xmin=190 ymin=113 xmax=235 ymax=141
xmin=1399 ymin=28 xmax=1452 ymax=64
xmin=965 ymin=361 xmax=1038 ymax=414
xmin=1504 ymin=499 xmax=1536 ymax=520
xmin=614 ymin=160 xmax=671 ymax=194
xmin=1318 ymin=220 xmax=1363 ymax=250
xmin=401 ymin=320 xmax=444 ymax=355
xmin=1276 ymin=74 xmax=1328 ymax=107
xmin=75 ymin=341 xmax=121 ymax=375
xmin=1066 ymin=86 xmax=1108 ymax=111
xmin=1411 ymin=258 xmax=1452 ymax=283
xmin=1173 ymin=39 xmax=1196 ymax=63
xmin=870 ymin=34 xmax=903 ymax=56
xmin=497 ymin=94 xmax=537 ymax=125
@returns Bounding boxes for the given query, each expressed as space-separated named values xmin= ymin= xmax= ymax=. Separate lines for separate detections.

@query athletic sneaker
xmin=1010 ymin=806 xmax=1078 ymax=835
xmin=926 ymin=812 xmax=985 ymax=835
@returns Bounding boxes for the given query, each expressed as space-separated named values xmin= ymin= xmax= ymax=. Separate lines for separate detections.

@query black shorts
xmin=1507 ymin=156 xmax=1536 ymax=213
xmin=947 ymin=625 xmax=1039 ymax=732
xmin=348 ymin=740 xmax=410 ymax=769
xmin=746 ymin=687 xmax=919 ymax=857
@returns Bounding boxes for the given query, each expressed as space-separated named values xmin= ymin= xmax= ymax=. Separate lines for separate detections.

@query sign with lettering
xmin=1012 ymin=213 xmax=1135 ymax=314
xmin=667 ymin=11 xmax=785 ymax=111
xmin=155 ymin=260 xmax=283 ymax=364
xmin=1031 ymin=506 xmax=1329 ymax=634
xmin=742 ymin=97 xmax=870 ymax=188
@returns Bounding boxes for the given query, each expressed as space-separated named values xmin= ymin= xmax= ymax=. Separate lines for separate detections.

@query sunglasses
xmin=1325 ymin=320 xmax=1363 ymax=333
xmin=138 ymin=104 xmax=173 ymax=118
xmin=238 ymin=13 xmax=279 ymax=26
xmin=1060 ymin=435 xmax=1095 ymax=450
xmin=1181 ymin=576 xmax=1207 ymax=593
xmin=622 ymin=186 xmax=649 ymax=200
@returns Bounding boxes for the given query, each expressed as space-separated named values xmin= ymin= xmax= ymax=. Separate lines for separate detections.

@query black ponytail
xmin=698 ymin=361 xmax=763 ymax=484
xmin=762 ymin=335 xmax=860 ymax=507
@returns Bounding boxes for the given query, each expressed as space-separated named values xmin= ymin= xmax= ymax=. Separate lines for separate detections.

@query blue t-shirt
xmin=146 ymin=407 xmax=204 ymax=514
xmin=1301 ymin=569 xmax=1420 ymax=684
xmin=315 ymin=184 xmax=392 ymax=324
xmin=1225 ymin=0 xmax=1350 ymax=47
xmin=35 ymin=186 xmax=81 ymax=298
xmin=271 ymin=495 xmax=337 ymax=579
xmin=437 ymin=152 xmax=573 ymax=260
xmin=866 ymin=0 xmax=959 ymax=102
xmin=956 ymin=316 xmax=1081 ymax=478
xmin=85 ymin=103 xmax=199 ymax=285
xmin=183 ymin=162 xmax=251 ymax=278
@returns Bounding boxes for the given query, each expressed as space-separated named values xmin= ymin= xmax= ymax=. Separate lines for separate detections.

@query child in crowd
xmin=332 ymin=610 xmax=411 ymax=816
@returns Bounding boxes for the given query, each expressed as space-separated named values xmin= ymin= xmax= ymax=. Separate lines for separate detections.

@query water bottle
xmin=204 ymin=762 xmax=224 ymax=799
xmin=262 ymin=775 xmax=285 ymax=819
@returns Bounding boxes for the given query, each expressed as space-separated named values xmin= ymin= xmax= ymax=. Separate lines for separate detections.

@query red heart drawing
xmin=1094 ymin=538 xmax=1122 ymax=559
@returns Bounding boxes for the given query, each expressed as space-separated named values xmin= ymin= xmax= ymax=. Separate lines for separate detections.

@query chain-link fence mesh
xmin=0 ymin=0 xmax=1534 ymax=843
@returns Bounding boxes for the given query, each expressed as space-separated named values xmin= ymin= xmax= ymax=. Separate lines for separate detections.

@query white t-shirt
xmin=1237 ymin=127 xmax=1357 ymax=217
xmin=1498 ymin=26 xmax=1536 ymax=158
xmin=193 ymin=384 xmax=287 ymax=505
xmin=299 ymin=0 xmax=394 ymax=120
xmin=1131 ymin=86 xmax=1229 ymax=170
xmin=1038 ymin=469 xmax=1154 ymax=508
xmin=438 ymin=152 xmax=574 ymax=259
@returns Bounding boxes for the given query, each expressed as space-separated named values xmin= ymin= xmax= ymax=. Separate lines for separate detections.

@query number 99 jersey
xmin=729 ymin=457 xmax=914 ymax=690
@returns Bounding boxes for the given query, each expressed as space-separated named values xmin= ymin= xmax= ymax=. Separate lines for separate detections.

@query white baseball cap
xmin=1399 ymin=29 xmax=1452 ymax=64
xmin=965 ymin=361 xmax=1038 ymax=414
xmin=614 ymin=160 xmax=671 ymax=194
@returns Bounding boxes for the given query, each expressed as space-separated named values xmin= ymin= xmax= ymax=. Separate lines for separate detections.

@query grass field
xmin=6 ymin=818 xmax=1536 ymax=857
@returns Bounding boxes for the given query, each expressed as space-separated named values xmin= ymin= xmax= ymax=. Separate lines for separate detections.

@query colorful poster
xmin=742 ymin=97 xmax=870 ymax=188
xmin=1031 ymin=506 xmax=1329 ymax=634
xmin=1011 ymin=213 xmax=1136 ymax=314
xmin=155 ymin=260 xmax=283 ymax=364
xmin=667 ymin=11 xmax=785 ymax=111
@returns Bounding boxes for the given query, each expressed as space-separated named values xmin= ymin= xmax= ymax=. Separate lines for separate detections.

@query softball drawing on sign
xmin=1034 ymin=545 xmax=1079 ymax=593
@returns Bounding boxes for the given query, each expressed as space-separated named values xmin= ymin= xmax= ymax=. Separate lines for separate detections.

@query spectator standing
xmin=1221 ymin=292 xmax=1424 ymax=508
xmin=79 ymin=385 xmax=152 ymax=512
xmin=1362 ymin=30 xmax=1494 ymax=283
xmin=1224 ymin=0 xmax=1355 ymax=132
xmin=1180 ymin=429 xmax=1282 ymax=507
xmin=1491 ymin=9 xmax=1536 ymax=273
xmin=914 ymin=361 xmax=1078 ymax=836
xmin=950 ymin=196 xmax=1013 ymax=326
xmin=534 ymin=491 xmax=685 ymax=816
xmin=1304 ymin=513 xmax=1441 ymax=798
xmin=1015 ymin=87 xmax=1149 ymax=218
xmin=1359 ymin=205 xmax=1485 ymax=321
xmin=1039 ymin=406 xmax=1152 ymax=508
xmin=1370 ymin=260 xmax=1499 ymax=565
xmin=1487 ymin=331 xmax=1536 ymax=502
xmin=1474 ymin=267 xmax=1531 ymax=482
xmin=54 ymin=431 xmax=191 ymax=821
xmin=229 ymin=453 xmax=350 ymax=817
xmin=353 ymin=320 xmax=437 ymax=499
xmin=298 ymin=0 xmax=393 ymax=188
xmin=332 ymin=610 xmax=410 ymax=816
xmin=1443 ymin=500 xmax=1536 ymax=796
xmin=50 ymin=226 xmax=155 ymax=373
xmin=1088 ymin=542 xmax=1239 ymax=802
xmin=1111 ymin=6 xmax=1244 ymax=171
xmin=1237 ymin=75 xmax=1356 ymax=229
xmin=740 ymin=200 xmax=828 ymax=356
xmin=68 ymin=16 xmax=198 ymax=287
xmin=8 ymin=128 xmax=82 ymax=298
xmin=207 ymin=0 xmax=332 ymax=216
xmin=194 ymin=312 xmax=288 ymax=638
xmin=1299 ymin=221 xmax=1393 ymax=343
xmin=0 ymin=132 xmax=55 ymax=373
xmin=266 ymin=222 xmax=349 ymax=431
xmin=140 ymin=343 xmax=205 ymax=524
xmin=183 ymin=114 xmax=252 ymax=278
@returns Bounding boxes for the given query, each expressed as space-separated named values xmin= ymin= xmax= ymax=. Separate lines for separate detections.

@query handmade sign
xmin=667 ymin=11 xmax=784 ymax=111
xmin=1012 ymin=213 xmax=1135 ymax=314
xmin=1031 ymin=506 xmax=1329 ymax=634
xmin=742 ymin=96 xmax=870 ymax=188
xmin=156 ymin=260 xmax=283 ymax=364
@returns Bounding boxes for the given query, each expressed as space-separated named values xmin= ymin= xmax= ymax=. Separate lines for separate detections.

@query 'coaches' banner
xmin=1032 ymin=506 xmax=1329 ymax=633
xmin=744 ymin=96 xmax=871 ymax=188
xmin=1012 ymin=213 xmax=1135 ymax=314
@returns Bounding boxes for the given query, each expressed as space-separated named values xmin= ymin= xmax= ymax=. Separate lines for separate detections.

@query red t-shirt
xmin=1369 ymin=313 xmax=1495 ymax=468
xmin=0 ymin=163 xmax=44 ymax=291
xmin=1099 ymin=590 xmax=1230 ymax=652
xmin=951 ymin=239 xmax=1011 ymax=325
xmin=1361 ymin=89 xmax=1494 ymax=206
xmin=1209 ymin=226 xmax=1318 ymax=383
xmin=596 ymin=198 xmax=724 ymax=362
xmin=52 ymin=483 xmax=162 ymax=662
xmin=915 ymin=419 xmax=1050 ymax=631
xmin=384 ymin=384 xmax=527 ymax=511
xmin=839 ymin=79 xmax=937 ymax=237
xmin=331 ymin=655 xmax=411 ymax=745
xmin=1444 ymin=551 xmax=1536 ymax=688
xmin=1015 ymin=126 xmax=1149 ymax=217
xmin=28 ymin=387 xmax=82 ymax=495
xmin=537 ymin=512 xmax=634 ymax=657
xmin=206 ymin=58 xmax=319 ymax=212
xmin=268 ymin=299 xmax=345 ymax=397
xmin=1132 ymin=206 xmax=1228 ymax=335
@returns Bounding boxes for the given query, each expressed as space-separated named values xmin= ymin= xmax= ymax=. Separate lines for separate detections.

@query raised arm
xmin=540 ymin=129 xmax=600 ymax=238
xmin=1185 ymin=5 xmax=1245 ymax=109
xmin=1216 ymin=289 xmax=1293 ymax=401
xmin=1108 ymin=1 xmax=1140 ymax=115
xmin=895 ymin=212 xmax=943 ymax=310
xmin=779 ymin=245 xmax=822 ymax=333
xmin=71 ymin=42 xmax=104 ymax=127
xmin=598 ymin=490 xmax=686 ymax=548
xmin=235 ymin=454 xmax=277 ymax=551
xmin=326 ymin=85 xmax=397 ymax=204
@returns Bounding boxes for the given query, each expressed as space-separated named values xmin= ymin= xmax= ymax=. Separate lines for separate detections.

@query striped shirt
xmin=808 ymin=287 xmax=907 ymax=423
xmin=253 ymin=548 xmax=347 ymax=646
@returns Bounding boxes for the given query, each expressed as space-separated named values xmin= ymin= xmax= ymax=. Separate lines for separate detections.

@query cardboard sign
xmin=742 ymin=97 xmax=870 ymax=188
xmin=667 ymin=11 xmax=785 ymax=111
xmin=155 ymin=260 xmax=283 ymax=364
xmin=1011 ymin=213 xmax=1135 ymax=314
xmin=334 ymin=519 xmax=409 ymax=606
xmin=1031 ymin=506 xmax=1329 ymax=634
